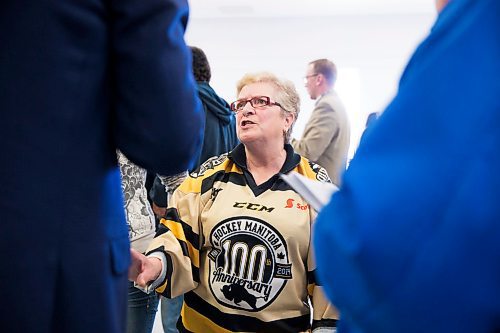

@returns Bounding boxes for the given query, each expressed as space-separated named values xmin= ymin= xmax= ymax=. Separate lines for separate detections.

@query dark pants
xmin=127 ymin=281 xmax=160 ymax=333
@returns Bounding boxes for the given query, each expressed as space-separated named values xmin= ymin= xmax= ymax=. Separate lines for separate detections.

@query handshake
xmin=128 ymin=249 xmax=163 ymax=293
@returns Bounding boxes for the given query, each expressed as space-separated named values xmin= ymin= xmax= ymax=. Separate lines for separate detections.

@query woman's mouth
xmin=240 ymin=120 xmax=255 ymax=127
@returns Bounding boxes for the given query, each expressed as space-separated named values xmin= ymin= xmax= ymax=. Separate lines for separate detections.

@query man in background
xmin=292 ymin=58 xmax=350 ymax=185
xmin=0 ymin=0 xmax=204 ymax=332
xmin=314 ymin=0 xmax=500 ymax=332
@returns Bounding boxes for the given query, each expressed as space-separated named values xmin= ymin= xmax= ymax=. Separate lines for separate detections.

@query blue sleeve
xmin=314 ymin=0 xmax=500 ymax=332
xmin=111 ymin=0 xmax=204 ymax=174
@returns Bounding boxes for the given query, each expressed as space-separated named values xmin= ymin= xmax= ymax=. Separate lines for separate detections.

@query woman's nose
xmin=241 ymin=103 xmax=255 ymax=116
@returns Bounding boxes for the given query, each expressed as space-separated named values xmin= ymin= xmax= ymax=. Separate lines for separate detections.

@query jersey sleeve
xmin=146 ymin=178 xmax=203 ymax=298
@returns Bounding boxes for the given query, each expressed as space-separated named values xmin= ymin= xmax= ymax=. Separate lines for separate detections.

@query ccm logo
xmin=284 ymin=199 xmax=308 ymax=210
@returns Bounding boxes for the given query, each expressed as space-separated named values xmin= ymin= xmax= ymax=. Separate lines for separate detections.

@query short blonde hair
xmin=236 ymin=72 xmax=300 ymax=143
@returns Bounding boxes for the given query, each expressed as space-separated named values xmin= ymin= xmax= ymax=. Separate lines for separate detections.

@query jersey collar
xmin=228 ymin=143 xmax=301 ymax=174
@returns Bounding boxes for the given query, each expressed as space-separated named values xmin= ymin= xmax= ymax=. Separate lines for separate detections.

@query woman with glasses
xmin=130 ymin=72 xmax=338 ymax=332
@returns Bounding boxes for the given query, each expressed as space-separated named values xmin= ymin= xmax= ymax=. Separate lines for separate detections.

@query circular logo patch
xmin=207 ymin=216 xmax=291 ymax=312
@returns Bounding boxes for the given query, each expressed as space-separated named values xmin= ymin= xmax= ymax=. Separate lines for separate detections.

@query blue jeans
xmin=161 ymin=295 xmax=183 ymax=333
xmin=127 ymin=281 xmax=159 ymax=333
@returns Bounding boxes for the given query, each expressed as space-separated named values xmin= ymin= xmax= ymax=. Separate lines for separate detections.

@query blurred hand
xmin=128 ymin=248 xmax=163 ymax=288
xmin=152 ymin=202 xmax=167 ymax=218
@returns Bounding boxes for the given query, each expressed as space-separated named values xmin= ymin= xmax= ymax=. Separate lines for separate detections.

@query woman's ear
xmin=283 ymin=112 xmax=295 ymax=132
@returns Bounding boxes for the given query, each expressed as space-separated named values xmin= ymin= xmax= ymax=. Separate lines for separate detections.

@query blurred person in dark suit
xmin=0 ymin=0 xmax=204 ymax=332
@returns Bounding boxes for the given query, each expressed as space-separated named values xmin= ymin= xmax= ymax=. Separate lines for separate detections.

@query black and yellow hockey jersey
xmin=147 ymin=144 xmax=338 ymax=332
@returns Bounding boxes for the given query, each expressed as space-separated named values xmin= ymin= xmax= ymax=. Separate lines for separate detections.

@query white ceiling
xmin=188 ymin=0 xmax=435 ymax=19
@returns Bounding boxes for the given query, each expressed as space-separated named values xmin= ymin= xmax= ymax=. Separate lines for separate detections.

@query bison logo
xmin=220 ymin=283 xmax=268 ymax=309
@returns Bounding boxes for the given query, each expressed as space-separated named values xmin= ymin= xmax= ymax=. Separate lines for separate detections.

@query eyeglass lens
xmin=234 ymin=97 xmax=270 ymax=111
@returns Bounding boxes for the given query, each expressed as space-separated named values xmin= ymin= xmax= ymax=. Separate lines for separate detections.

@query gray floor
xmin=152 ymin=309 xmax=163 ymax=333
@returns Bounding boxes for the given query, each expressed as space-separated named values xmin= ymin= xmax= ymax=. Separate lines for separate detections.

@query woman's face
xmin=235 ymin=82 xmax=293 ymax=147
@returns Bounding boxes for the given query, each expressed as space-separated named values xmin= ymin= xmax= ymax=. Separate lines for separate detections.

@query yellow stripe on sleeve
xmin=164 ymin=219 xmax=200 ymax=268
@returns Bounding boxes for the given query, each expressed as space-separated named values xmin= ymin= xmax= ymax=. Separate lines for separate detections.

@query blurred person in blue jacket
xmin=190 ymin=46 xmax=239 ymax=168
xmin=0 ymin=0 xmax=204 ymax=332
xmin=314 ymin=0 xmax=500 ymax=332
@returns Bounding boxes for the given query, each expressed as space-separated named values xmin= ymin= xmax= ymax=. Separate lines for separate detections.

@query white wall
xmin=185 ymin=13 xmax=435 ymax=158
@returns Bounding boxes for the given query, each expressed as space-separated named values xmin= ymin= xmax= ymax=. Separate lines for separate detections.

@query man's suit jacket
xmin=0 ymin=0 xmax=203 ymax=332
xmin=292 ymin=90 xmax=350 ymax=185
